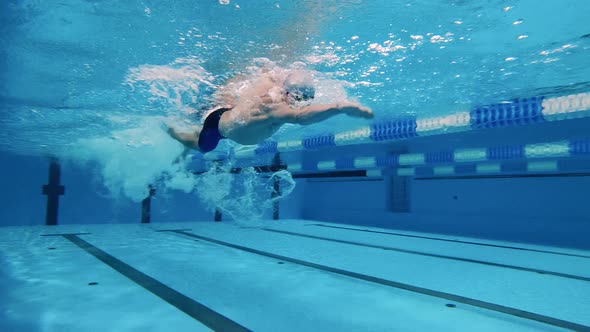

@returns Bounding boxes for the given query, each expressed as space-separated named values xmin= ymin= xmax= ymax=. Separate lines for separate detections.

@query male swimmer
xmin=166 ymin=70 xmax=373 ymax=152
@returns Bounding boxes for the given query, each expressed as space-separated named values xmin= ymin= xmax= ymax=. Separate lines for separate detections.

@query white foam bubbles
xmin=194 ymin=165 xmax=295 ymax=223
xmin=124 ymin=58 xmax=216 ymax=113
xmin=62 ymin=116 xmax=186 ymax=202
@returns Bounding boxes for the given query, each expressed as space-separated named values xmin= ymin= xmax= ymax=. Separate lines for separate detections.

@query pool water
xmin=1 ymin=0 xmax=590 ymax=331
xmin=2 ymin=0 xmax=590 ymax=154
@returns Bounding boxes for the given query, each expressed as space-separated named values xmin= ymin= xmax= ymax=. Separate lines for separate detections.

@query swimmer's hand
xmin=337 ymin=102 xmax=374 ymax=119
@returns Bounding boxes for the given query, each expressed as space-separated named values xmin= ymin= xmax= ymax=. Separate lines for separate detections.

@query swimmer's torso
xmin=217 ymin=73 xmax=289 ymax=145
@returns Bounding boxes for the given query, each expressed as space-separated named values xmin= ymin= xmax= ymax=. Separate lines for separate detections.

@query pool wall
xmin=0 ymin=152 xmax=216 ymax=226
xmin=300 ymin=173 xmax=590 ymax=249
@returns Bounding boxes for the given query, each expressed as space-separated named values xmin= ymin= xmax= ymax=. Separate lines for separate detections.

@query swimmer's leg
xmin=165 ymin=123 xmax=202 ymax=150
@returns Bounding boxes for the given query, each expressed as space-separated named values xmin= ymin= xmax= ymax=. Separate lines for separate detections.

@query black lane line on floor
xmin=165 ymin=229 xmax=590 ymax=332
xmin=306 ymin=224 xmax=590 ymax=259
xmin=46 ymin=233 xmax=251 ymax=332
xmin=262 ymin=228 xmax=590 ymax=283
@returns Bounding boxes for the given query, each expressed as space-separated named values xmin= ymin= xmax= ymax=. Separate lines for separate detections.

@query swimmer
xmin=166 ymin=70 xmax=373 ymax=153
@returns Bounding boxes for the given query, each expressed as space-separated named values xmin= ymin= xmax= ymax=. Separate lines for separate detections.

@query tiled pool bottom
xmin=1 ymin=220 xmax=589 ymax=332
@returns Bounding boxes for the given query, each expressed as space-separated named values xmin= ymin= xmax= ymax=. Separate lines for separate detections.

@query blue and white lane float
xmin=282 ymin=138 xmax=590 ymax=175
xmin=234 ymin=92 xmax=590 ymax=159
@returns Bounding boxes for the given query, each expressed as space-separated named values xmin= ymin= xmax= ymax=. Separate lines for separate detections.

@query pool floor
xmin=0 ymin=220 xmax=589 ymax=331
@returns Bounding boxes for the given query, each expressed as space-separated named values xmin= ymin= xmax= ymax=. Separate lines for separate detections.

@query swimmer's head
xmin=285 ymin=84 xmax=315 ymax=102
xmin=284 ymin=71 xmax=315 ymax=103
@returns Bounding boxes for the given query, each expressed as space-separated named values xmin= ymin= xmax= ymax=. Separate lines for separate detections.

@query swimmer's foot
xmin=339 ymin=102 xmax=374 ymax=119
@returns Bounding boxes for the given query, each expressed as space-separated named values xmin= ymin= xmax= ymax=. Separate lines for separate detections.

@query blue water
xmin=1 ymin=0 xmax=589 ymax=214
xmin=0 ymin=0 xmax=588 ymax=204
xmin=1 ymin=2 xmax=590 ymax=330
xmin=1 ymin=0 xmax=590 ymax=155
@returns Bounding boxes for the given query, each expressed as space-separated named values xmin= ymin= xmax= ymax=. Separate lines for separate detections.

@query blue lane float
xmin=302 ymin=134 xmax=336 ymax=149
xmin=370 ymin=119 xmax=417 ymax=141
xmin=570 ymin=139 xmax=590 ymax=155
xmin=470 ymin=97 xmax=545 ymax=129
xmin=487 ymin=145 xmax=525 ymax=160
xmin=234 ymin=91 xmax=590 ymax=159
xmin=254 ymin=141 xmax=278 ymax=155
xmin=425 ymin=151 xmax=455 ymax=164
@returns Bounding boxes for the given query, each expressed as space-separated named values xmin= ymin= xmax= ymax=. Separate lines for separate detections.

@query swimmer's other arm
xmin=273 ymin=102 xmax=373 ymax=125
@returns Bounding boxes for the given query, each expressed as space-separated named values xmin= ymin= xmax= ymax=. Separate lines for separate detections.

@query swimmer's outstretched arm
xmin=273 ymin=102 xmax=373 ymax=125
